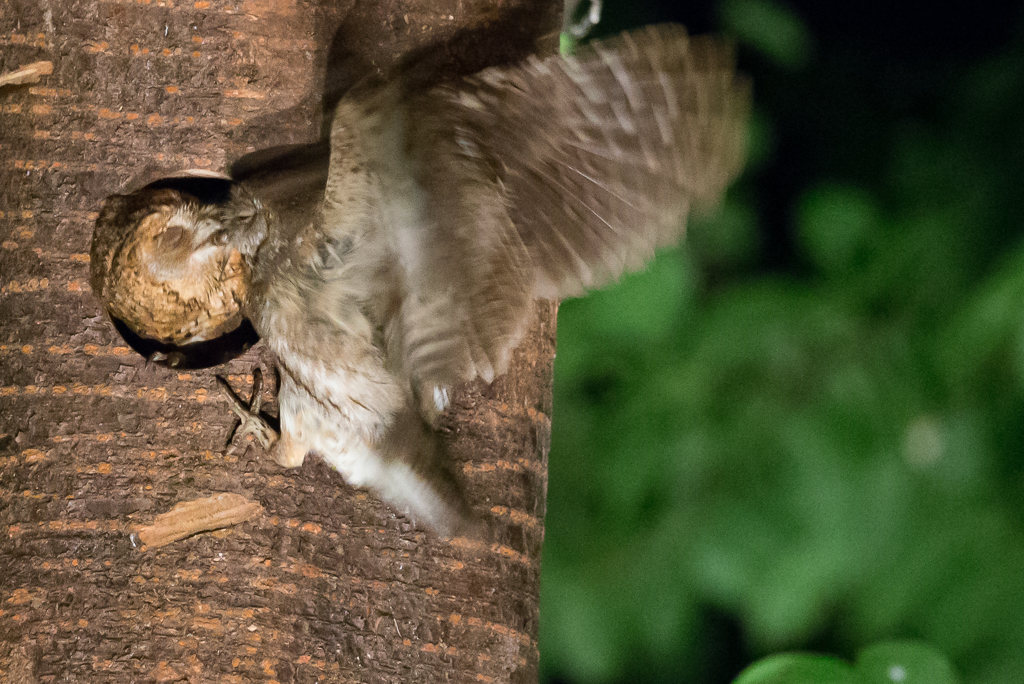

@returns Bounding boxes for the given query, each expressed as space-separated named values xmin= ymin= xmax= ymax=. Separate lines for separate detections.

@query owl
xmin=90 ymin=24 xmax=750 ymax=536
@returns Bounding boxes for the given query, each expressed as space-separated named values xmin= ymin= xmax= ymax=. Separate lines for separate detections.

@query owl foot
xmin=217 ymin=368 xmax=278 ymax=451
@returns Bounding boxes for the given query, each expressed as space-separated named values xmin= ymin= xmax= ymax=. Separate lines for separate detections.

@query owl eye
xmin=158 ymin=223 xmax=188 ymax=249
xmin=232 ymin=206 xmax=256 ymax=221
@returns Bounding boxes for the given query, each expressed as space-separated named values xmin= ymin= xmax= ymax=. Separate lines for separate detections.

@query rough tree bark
xmin=0 ymin=1 xmax=560 ymax=682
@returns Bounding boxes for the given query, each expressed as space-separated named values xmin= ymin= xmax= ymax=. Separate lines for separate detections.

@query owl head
xmin=90 ymin=185 xmax=252 ymax=346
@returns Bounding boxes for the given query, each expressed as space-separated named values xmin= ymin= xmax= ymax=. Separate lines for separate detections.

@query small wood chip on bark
xmin=0 ymin=61 xmax=54 ymax=87
xmin=134 ymin=492 xmax=263 ymax=549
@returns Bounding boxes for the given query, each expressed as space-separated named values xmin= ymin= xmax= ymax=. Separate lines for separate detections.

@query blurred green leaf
xmin=541 ymin=567 xmax=622 ymax=681
xmin=855 ymin=641 xmax=960 ymax=684
xmin=560 ymin=32 xmax=578 ymax=55
xmin=742 ymin=110 xmax=776 ymax=173
xmin=796 ymin=183 xmax=880 ymax=275
xmin=938 ymin=242 xmax=1024 ymax=389
xmin=731 ymin=643 xmax=959 ymax=684
xmin=690 ymin=197 xmax=761 ymax=268
xmin=720 ymin=0 xmax=814 ymax=70
xmin=733 ymin=654 xmax=856 ymax=684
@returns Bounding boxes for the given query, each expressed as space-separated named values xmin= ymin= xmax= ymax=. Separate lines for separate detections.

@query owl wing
xmin=365 ymin=24 xmax=748 ymax=399
xmin=442 ymin=23 xmax=750 ymax=298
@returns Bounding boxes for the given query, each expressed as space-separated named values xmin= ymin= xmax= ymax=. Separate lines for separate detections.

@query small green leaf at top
xmin=720 ymin=0 xmax=814 ymax=71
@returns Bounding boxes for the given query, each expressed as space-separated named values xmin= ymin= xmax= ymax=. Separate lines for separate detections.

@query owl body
xmin=91 ymin=25 xmax=749 ymax=536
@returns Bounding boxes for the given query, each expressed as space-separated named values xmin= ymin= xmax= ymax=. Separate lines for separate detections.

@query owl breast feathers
xmin=91 ymin=24 xmax=750 ymax=536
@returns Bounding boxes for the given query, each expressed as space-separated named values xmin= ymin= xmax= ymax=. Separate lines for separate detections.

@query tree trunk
xmin=0 ymin=1 xmax=560 ymax=682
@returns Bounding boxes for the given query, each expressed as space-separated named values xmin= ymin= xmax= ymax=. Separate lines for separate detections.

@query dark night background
xmin=539 ymin=1 xmax=1024 ymax=682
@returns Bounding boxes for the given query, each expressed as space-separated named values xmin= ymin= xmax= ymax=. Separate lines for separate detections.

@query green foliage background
xmin=539 ymin=2 xmax=1024 ymax=682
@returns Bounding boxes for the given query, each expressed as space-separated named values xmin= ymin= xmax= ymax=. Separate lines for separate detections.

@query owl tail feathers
xmin=368 ymin=409 xmax=483 ymax=539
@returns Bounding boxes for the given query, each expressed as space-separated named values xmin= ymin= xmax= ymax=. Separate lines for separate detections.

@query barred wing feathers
xmin=446 ymin=23 xmax=750 ymax=298
xmin=331 ymin=24 xmax=749 ymax=396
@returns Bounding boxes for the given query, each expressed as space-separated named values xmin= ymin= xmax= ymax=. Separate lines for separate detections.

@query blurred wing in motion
xmin=377 ymin=24 xmax=750 ymax=398
xmin=457 ymin=24 xmax=750 ymax=298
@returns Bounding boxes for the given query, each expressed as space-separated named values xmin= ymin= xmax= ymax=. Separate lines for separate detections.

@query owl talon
xmin=217 ymin=369 xmax=278 ymax=450
xmin=147 ymin=350 xmax=185 ymax=369
xmin=416 ymin=384 xmax=451 ymax=426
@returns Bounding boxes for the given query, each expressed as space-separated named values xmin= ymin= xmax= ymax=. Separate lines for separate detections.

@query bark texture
xmin=0 ymin=1 xmax=560 ymax=682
